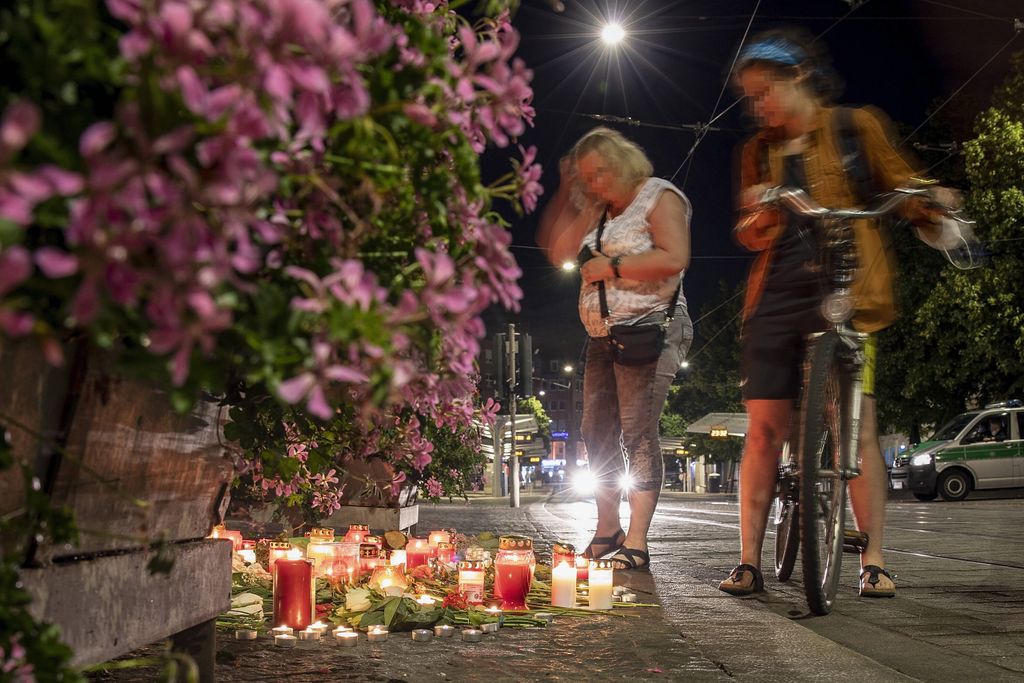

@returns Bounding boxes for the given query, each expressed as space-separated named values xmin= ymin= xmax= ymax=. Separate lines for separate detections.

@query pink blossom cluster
xmin=0 ymin=635 xmax=33 ymax=682
xmin=0 ymin=0 xmax=537 ymax=509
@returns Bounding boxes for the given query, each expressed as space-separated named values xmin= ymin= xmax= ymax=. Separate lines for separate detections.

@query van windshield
xmin=932 ymin=413 xmax=979 ymax=441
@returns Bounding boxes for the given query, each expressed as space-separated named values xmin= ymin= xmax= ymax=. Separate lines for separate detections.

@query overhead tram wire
xmin=915 ymin=0 xmax=1017 ymax=22
xmin=670 ymin=0 xmax=763 ymax=187
xmin=900 ymin=28 xmax=1022 ymax=145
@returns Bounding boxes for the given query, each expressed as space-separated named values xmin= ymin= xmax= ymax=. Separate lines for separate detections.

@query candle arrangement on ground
xmin=217 ymin=526 xmax=660 ymax=651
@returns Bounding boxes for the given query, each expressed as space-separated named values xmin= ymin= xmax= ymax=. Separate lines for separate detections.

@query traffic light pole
xmin=508 ymin=323 xmax=520 ymax=509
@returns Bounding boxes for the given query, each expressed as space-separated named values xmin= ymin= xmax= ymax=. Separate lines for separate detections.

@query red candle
xmin=435 ymin=542 xmax=456 ymax=564
xmin=428 ymin=530 xmax=450 ymax=551
xmin=343 ymin=524 xmax=369 ymax=544
xmin=359 ymin=544 xmax=382 ymax=578
xmin=273 ymin=552 xmax=314 ymax=630
xmin=406 ymin=538 xmax=431 ymax=569
xmin=551 ymin=542 xmax=575 ymax=574
xmin=575 ymin=554 xmax=589 ymax=582
xmin=493 ymin=562 xmax=532 ymax=611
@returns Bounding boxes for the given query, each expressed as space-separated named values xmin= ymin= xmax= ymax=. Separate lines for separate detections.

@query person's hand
xmin=734 ymin=183 xmax=780 ymax=247
xmin=580 ymin=255 xmax=614 ymax=284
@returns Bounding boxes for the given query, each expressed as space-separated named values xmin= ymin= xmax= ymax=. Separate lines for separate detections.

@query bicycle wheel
xmin=773 ymin=494 xmax=799 ymax=581
xmin=798 ymin=331 xmax=849 ymax=615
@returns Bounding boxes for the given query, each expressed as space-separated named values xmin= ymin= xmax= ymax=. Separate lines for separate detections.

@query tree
xmin=877 ymin=52 xmax=1024 ymax=436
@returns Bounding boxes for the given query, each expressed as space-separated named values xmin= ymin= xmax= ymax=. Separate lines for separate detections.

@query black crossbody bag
xmin=595 ymin=211 xmax=681 ymax=366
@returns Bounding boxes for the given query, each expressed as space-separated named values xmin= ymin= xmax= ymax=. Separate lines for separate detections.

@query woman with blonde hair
xmin=537 ymin=127 xmax=693 ymax=571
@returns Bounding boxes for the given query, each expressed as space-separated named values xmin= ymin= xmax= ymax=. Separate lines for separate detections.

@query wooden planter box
xmin=322 ymin=457 xmax=420 ymax=533
xmin=0 ymin=340 xmax=233 ymax=673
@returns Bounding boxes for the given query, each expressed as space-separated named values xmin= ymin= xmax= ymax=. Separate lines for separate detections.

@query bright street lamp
xmin=561 ymin=261 xmax=576 ymax=272
xmin=563 ymin=364 xmax=574 ymax=374
xmin=601 ymin=23 xmax=625 ymax=46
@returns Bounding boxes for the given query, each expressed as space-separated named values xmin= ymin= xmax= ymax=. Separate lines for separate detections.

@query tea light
xmin=309 ymin=621 xmax=330 ymax=635
xmin=551 ymin=560 xmax=577 ymax=608
xmin=588 ymin=560 xmax=614 ymax=610
xmin=484 ymin=605 xmax=503 ymax=623
xmin=367 ymin=627 xmax=389 ymax=643
xmin=620 ymin=592 xmax=637 ymax=603
xmin=298 ymin=629 xmax=321 ymax=643
xmin=271 ymin=625 xmax=294 ymax=637
xmin=461 ymin=628 xmax=483 ymax=642
xmin=335 ymin=631 xmax=358 ymax=647
xmin=274 ymin=634 xmax=297 ymax=648
xmin=411 ymin=629 xmax=434 ymax=642
xmin=480 ymin=621 xmax=499 ymax=633
xmin=613 ymin=585 xmax=627 ymax=596
xmin=434 ymin=624 xmax=455 ymax=638
xmin=533 ymin=612 xmax=554 ymax=626
xmin=234 ymin=628 xmax=258 ymax=640
xmin=389 ymin=549 xmax=406 ymax=567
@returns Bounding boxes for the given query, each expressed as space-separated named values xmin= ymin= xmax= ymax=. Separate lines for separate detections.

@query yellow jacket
xmin=735 ymin=105 xmax=929 ymax=333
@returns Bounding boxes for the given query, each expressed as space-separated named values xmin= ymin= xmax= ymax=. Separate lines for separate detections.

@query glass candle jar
xmin=588 ymin=560 xmax=614 ymax=610
xmin=551 ymin=542 xmax=575 ymax=573
xmin=406 ymin=538 xmax=432 ymax=570
xmin=343 ymin=524 xmax=370 ymax=544
xmin=359 ymin=543 xmax=383 ymax=578
xmin=575 ymin=554 xmax=590 ymax=582
xmin=434 ymin=541 xmax=456 ymax=565
xmin=268 ymin=541 xmax=293 ymax=574
xmin=493 ymin=536 xmax=535 ymax=611
xmin=457 ymin=560 xmax=485 ymax=605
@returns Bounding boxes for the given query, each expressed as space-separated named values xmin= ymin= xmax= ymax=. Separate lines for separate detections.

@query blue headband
xmin=738 ymin=38 xmax=807 ymax=67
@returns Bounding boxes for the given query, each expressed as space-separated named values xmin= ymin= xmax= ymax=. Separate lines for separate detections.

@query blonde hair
xmin=570 ymin=127 xmax=653 ymax=189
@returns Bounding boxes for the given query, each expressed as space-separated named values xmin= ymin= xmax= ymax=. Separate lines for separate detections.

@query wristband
xmin=610 ymin=255 xmax=622 ymax=278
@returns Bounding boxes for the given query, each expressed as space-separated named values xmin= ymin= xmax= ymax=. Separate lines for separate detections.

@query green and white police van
xmin=906 ymin=400 xmax=1024 ymax=502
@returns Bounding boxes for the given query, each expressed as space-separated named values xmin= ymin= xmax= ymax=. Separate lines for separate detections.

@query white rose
xmin=345 ymin=587 xmax=372 ymax=612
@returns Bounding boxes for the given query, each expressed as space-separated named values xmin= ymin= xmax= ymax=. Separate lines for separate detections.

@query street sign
xmin=515 ymin=433 xmax=534 ymax=443
xmin=710 ymin=427 xmax=729 ymax=438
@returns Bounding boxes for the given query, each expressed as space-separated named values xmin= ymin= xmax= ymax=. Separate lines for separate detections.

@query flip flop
xmin=859 ymin=565 xmax=896 ymax=598
xmin=719 ymin=563 xmax=764 ymax=596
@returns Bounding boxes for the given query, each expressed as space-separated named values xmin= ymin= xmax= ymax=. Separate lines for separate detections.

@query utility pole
xmin=508 ymin=323 xmax=520 ymax=509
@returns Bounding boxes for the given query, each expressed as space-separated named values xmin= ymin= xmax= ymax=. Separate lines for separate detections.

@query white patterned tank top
xmin=578 ymin=177 xmax=691 ymax=338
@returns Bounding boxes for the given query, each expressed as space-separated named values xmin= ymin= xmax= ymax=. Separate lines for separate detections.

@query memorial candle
xmin=268 ymin=542 xmax=292 ymax=574
xmin=359 ymin=544 xmax=383 ymax=578
xmin=434 ymin=541 xmax=456 ymax=565
xmin=405 ymin=538 xmax=431 ymax=569
xmin=427 ymin=530 xmax=450 ymax=551
xmin=551 ymin=560 xmax=577 ymax=608
xmin=588 ymin=560 xmax=614 ymax=610
xmin=273 ymin=550 xmax=314 ymax=630
xmin=209 ymin=524 xmax=244 ymax=551
xmin=551 ymin=543 xmax=576 ymax=574
xmin=575 ymin=554 xmax=590 ymax=581
xmin=389 ymin=549 xmax=406 ymax=568
xmin=457 ymin=560 xmax=485 ymax=605
xmin=343 ymin=524 xmax=370 ymax=544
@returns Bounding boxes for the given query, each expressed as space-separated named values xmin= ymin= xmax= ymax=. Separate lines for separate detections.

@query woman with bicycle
xmin=720 ymin=27 xmax=959 ymax=600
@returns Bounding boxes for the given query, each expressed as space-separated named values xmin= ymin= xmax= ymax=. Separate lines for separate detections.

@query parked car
xmin=907 ymin=400 xmax=1024 ymax=501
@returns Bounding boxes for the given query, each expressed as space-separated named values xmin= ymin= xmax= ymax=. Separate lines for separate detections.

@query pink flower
xmin=424 ymin=476 xmax=444 ymax=498
xmin=0 ymin=101 xmax=40 ymax=156
xmin=515 ymin=144 xmax=543 ymax=213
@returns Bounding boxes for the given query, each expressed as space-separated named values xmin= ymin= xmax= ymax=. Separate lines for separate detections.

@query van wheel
xmin=938 ymin=470 xmax=971 ymax=502
xmin=913 ymin=492 xmax=938 ymax=502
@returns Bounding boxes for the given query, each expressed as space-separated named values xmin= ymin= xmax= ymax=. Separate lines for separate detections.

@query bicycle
xmin=764 ymin=186 xmax=979 ymax=615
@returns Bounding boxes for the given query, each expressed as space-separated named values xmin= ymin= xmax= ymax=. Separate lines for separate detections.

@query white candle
xmin=434 ymin=624 xmax=455 ymax=638
xmin=588 ymin=560 xmax=614 ymax=610
xmin=274 ymin=634 xmax=297 ymax=648
xmin=234 ymin=628 xmax=258 ymax=640
xmin=335 ymin=631 xmax=358 ymax=647
xmin=551 ymin=560 xmax=577 ymax=608
xmin=271 ymin=625 xmax=294 ymax=637
xmin=367 ymin=627 xmax=389 ymax=643
xmin=411 ymin=629 xmax=434 ymax=642
xmin=309 ymin=621 xmax=330 ymax=634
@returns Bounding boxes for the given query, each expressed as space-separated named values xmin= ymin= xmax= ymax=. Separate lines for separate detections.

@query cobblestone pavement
xmin=88 ymin=488 xmax=1024 ymax=682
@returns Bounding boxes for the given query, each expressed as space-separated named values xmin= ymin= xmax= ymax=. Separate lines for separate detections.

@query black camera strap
xmin=594 ymin=208 xmax=681 ymax=325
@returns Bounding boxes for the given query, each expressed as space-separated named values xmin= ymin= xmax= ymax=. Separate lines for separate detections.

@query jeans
xmin=580 ymin=306 xmax=694 ymax=491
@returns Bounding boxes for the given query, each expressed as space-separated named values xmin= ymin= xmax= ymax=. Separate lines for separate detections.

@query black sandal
xmin=859 ymin=565 xmax=896 ymax=598
xmin=609 ymin=547 xmax=650 ymax=572
xmin=718 ymin=564 xmax=764 ymax=596
xmin=582 ymin=528 xmax=626 ymax=559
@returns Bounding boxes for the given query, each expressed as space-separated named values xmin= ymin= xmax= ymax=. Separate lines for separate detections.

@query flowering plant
xmin=0 ymin=0 xmax=539 ymax=524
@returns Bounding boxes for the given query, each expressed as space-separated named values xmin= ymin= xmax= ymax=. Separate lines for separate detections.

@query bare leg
xmin=848 ymin=397 xmax=895 ymax=590
xmin=623 ymin=488 xmax=659 ymax=551
xmin=738 ymin=399 xmax=793 ymax=568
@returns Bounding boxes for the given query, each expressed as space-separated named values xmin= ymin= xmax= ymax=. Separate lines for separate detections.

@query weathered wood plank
xmin=20 ymin=539 xmax=232 ymax=666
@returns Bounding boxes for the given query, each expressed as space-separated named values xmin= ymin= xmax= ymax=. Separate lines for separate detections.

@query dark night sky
xmin=483 ymin=0 xmax=1021 ymax=367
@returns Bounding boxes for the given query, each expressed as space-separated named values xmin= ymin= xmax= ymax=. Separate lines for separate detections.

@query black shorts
xmin=740 ymin=287 xmax=825 ymax=401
